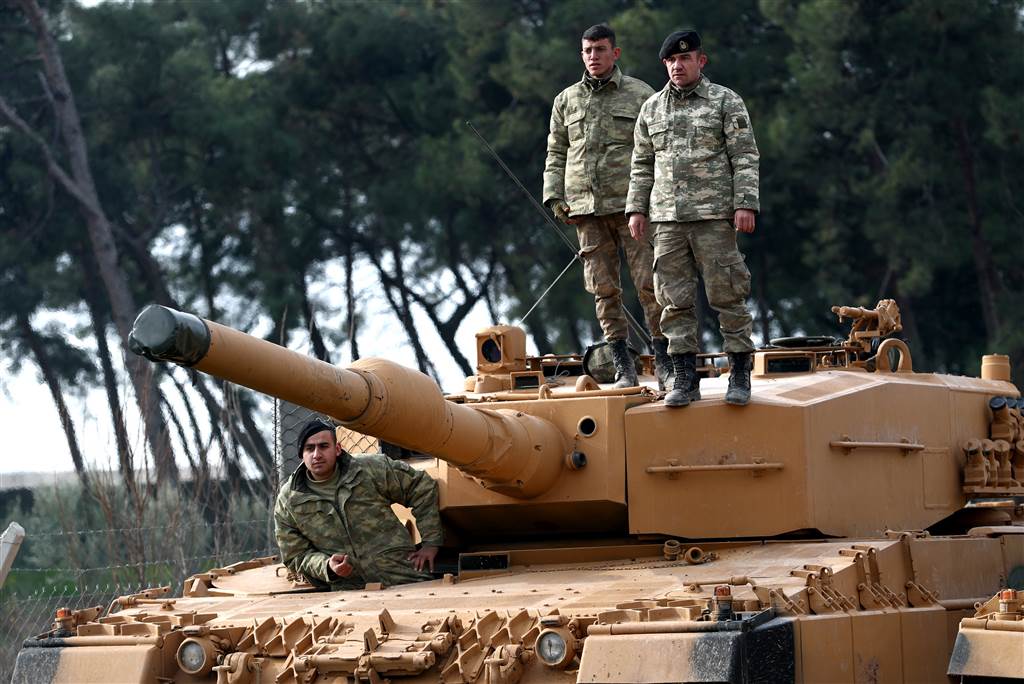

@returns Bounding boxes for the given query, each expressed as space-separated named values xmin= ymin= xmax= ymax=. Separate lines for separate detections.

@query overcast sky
xmin=0 ymin=280 xmax=502 ymax=481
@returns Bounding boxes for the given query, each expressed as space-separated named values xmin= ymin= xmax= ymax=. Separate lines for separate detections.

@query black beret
xmin=297 ymin=417 xmax=336 ymax=459
xmin=659 ymin=30 xmax=701 ymax=60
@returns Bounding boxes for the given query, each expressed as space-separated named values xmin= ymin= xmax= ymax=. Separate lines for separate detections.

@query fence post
xmin=0 ymin=522 xmax=26 ymax=589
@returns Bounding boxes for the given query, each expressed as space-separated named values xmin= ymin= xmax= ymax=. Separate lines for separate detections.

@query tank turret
xmin=131 ymin=301 xmax=1023 ymax=542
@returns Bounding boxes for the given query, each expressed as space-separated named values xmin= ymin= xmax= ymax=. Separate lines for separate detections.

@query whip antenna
xmin=465 ymin=120 xmax=651 ymax=346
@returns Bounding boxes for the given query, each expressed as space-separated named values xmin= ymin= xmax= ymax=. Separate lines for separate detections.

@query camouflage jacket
xmin=543 ymin=66 xmax=655 ymax=217
xmin=273 ymin=454 xmax=442 ymax=590
xmin=626 ymin=76 xmax=759 ymax=222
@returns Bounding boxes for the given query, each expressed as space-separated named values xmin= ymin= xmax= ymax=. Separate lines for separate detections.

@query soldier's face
xmin=581 ymin=38 xmax=620 ymax=78
xmin=663 ymin=50 xmax=707 ymax=88
xmin=303 ymin=430 xmax=341 ymax=479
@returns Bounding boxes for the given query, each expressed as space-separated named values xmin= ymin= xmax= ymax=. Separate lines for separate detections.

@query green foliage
xmin=2 ymin=0 xmax=1023 ymax=406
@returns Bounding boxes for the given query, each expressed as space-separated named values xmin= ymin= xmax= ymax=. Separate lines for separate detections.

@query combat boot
xmin=652 ymin=337 xmax=673 ymax=391
xmin=725 ymin=352 xmax=753 ymax=406
xmin=664 ymin=353 xmax=700 ymax=407
xmin=609 ymin=339 xmax=638 ymax=388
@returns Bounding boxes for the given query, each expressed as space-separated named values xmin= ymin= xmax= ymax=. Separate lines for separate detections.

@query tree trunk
xmin=79 ymin=248 xmax=140 ymax=502
xmin=897 ymin=295 xmax=926 ymax=371
xmin=300 ymin=273 xmax=331 ymax=363
xmin=954 ymin=116 xmax=1002 ymax=344
xmin=408 ymin=286 xmax=476 ymax=377
xmin=755 ymin=251 xmax=771 ymax=344
xmin=190 ymin=194 xmax=219 ymax=319
xmin=15 ymin=310 xmax=90 ymax=490
xmin=168 ymin=373 xmax=210 ymax=482
xmin=344 ymin=237 xmax=360 ymax=361
xmin=163 ymin=396 xmax=199 ymax=481
xmin=229 ymin=390 xmax=275 ymax=494
xmin=190 ymin=378 xmax=231 ymax=472
xmin=121 ymin=231 xmax=177 ymax=307
xmin=16 ymin=0 xmax=176 ymax=483
xmin=366 ymin=246 xmax=437 ymax=378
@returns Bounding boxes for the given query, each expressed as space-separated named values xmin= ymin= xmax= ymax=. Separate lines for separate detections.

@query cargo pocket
xmin=609 ymin=105 xmax=637 ymax=142
xmin=648 ymin=119 xmax=670 ymax=151
xmin=566 ymin=109 xmax=586 ymax=143
xmin=716 ymin=253 xmax=751 ymax=298
xmin=579 ymin=244 xmax=600 ymax=295
xmin=652 ymin=256 xmax=678 ymax=309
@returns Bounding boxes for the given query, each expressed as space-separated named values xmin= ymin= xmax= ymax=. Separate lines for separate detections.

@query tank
xmin=12 ymin=300 xmax=1024 ymax=683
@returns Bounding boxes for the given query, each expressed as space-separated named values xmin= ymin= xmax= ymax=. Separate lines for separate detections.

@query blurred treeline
xmin=1 ymin=0 xmax=1022 ymax=499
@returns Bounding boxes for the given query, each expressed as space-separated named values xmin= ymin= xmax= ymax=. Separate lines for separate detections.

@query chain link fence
xmin=0 ymin=458 xmax=283 ymax=682
xmin=2 ymin=582 xmax=151 ymax=683
xmin=0 ymin=537 xmax=276 ymax=682
xmin=0 ymin=399 xmax=390 ymax=681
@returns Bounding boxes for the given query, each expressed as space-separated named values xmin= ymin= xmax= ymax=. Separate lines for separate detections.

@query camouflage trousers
xmin=576 ymin=213 xmax=664 ymax=342
xmin=652 ymin=219 xmax=754 ymax=354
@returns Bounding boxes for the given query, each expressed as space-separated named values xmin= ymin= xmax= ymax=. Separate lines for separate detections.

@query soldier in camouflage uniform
xmin=274 ymin=418 xmax=443 ymax=590
xmin=626 ymin=30 xmax=759 ymax=407
xmin=543 ymin=24 xmax=671 ymax=389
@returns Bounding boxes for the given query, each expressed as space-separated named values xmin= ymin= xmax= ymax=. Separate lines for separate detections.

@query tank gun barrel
xmin=128 ymin=305 xmax=566 ymax=498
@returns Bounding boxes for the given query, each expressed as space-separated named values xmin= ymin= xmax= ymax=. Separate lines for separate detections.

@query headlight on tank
xmin=176 ymin=636 xmax=218 ymax=676
xmin=535 ymin=627 xmax=576 ymax=668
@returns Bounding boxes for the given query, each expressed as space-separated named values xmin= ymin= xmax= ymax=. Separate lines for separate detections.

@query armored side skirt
xmin=579 ymin=614 xmax=796 ymax=683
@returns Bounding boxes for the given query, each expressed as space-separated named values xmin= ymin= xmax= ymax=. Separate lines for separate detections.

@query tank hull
xmin=13 ymin=532 xmax=1024 ymax=683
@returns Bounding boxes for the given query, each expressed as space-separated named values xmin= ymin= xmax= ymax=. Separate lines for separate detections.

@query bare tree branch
xmin=0 ymin=95 xmax=100 ymax=215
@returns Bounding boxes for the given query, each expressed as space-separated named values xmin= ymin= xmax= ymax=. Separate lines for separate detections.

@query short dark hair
xmin=582 ymin=24 xmax=616 ymax=47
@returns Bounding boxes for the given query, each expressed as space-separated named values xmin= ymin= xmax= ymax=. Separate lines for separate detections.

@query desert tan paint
xmin=138 ymin=308 xmax=1020 ymax=539
xmin=28 ymin=534 xmax=1024 ymax=683
xmin=197 ymin=319 xmax=567 ymax=497
xmin=625 ymin=369 xmax=1016 ymax=538
xmin=24 ymin=302 xmax=1018 ymax=683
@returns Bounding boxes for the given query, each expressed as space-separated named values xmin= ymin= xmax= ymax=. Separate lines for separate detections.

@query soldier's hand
xmin=628 ymin=213 xmax=648 ymax=241
xmin=734 ymin=209 xmax=756 ymax=234
xmin=408 ymin=545 xmax=438 ymax=572
xmin=328 ymin=553 xmax=353 ymax=578
xmin=549 ymin=199 xmax=577 ymax=225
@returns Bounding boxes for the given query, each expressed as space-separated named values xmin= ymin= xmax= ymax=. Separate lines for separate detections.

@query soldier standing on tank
xmin=626 ymin=30 xmax=759 ymax=407
xmin=274 ymin=418 xmax=443 ymax=590
xmin=543 ymin=24 xmax=672 ymax=389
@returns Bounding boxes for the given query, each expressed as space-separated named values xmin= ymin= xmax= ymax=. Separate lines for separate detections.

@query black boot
xmin=725 ymin=352 xmax=753 ymax=406
xmin=664 ymin=353 xmax=700 ymax=407
xmin=609 ymin=339 xmax=638 ymax=389
xmin=651 ymin=337 xmax=673 ymax=391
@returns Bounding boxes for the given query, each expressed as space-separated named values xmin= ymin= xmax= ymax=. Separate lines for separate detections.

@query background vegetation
xmin=0 ymin=0 xmax=1022 ymax=582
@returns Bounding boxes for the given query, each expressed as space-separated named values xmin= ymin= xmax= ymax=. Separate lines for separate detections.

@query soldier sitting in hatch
xmin=274 ymin=418 xmax=443 ymax=590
